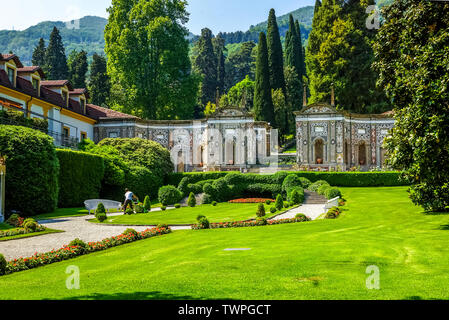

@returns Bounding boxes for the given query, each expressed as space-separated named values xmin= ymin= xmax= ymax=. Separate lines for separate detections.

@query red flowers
xmin=3 ymin=227 xmax=172 ymax=276
xmin=228 ymin=198 xmax=275 ymax=204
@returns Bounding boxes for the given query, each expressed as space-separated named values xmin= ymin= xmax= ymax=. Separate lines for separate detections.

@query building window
xmin=80 ymin=98 xmax=86 ymax=113
xmin=63 ymin=126 xmax=70 ymax=137
xmin=108 ymin=132 xmax=119 ymax=138
xmin=7 ymin=67 xmax=14 ymax=84
xmin=32 ymin=78 xmax=39 ymax=90
xmin=80 ymin=132 xmax=87 ymax=141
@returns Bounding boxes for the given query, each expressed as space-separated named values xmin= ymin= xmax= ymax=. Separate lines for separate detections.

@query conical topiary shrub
xmin=187 ymin=192 xmax=196 ymax=207
xmin=143 ymin=195 xmax=151 ymax=212
xmin=275 ymin=194 xmax=284 ymax=211
xmin=256 ymin=203 xmax=266 ymax=217
xmin=95 ymin=203 xmax=107 ymax=222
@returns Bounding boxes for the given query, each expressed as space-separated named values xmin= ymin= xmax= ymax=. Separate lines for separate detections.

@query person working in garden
xmin=123 ymin=188 xmax=138 ymax=214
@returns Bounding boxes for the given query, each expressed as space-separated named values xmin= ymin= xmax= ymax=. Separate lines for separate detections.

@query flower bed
xmin=3 ymin=226 xmax=171 ymax=276
xmin=0 ymin=225 xmax=47 ymax=239
xmin=228 ymin=198 xmax=275 ymax=204
xmin=191 ymin=216 xmax=310 ymax=230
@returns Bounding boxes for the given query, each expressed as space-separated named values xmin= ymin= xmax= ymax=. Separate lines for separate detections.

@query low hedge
xmin=56 ymin=149 xmax=105 ymax=208
xmin=192 ymin=216 xmax=311 ymax=230
xmin=167 ymin=172 xmax=232 ymax=187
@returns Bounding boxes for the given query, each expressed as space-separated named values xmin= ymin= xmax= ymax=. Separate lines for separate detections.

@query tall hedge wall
xmin=56 ymin=149 xmax=105 ymax=208
xmin=0 ymin=125 xmax=59 ymax=216
xmin=169 ymin=171 xmax=408 ymax=188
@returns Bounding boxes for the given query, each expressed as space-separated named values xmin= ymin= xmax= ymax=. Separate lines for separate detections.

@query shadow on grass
xmin=57 ymin=291 xmax=233 ymax=301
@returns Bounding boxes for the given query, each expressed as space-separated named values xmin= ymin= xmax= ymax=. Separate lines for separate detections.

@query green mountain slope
xmin=0 ymin=16 xmax=107 ymax=65
xmin=217 ymin=6 xmax=314 ymax=45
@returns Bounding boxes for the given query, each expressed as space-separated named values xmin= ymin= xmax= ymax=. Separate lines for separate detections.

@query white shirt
xmin=125 ymin=191 xmax=133 ymax=201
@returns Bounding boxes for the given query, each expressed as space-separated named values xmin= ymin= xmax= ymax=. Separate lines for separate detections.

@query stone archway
xmin=315 ymin=139 xmax=324 ymax=164
xmin=358 ymin=141 xmax=367 ymax=166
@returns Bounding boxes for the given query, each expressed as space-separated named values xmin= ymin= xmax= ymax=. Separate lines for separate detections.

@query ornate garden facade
xmin=295 ymin=103 xmax=395 ymax=171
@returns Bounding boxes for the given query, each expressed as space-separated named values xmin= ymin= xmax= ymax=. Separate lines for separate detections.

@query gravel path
xmin=271 ymin=204 xmax=326 ymax=221
xmin=0 ymin=208 xmax=190 ymax=261
xmin=0 ymin=204 xmax=326 ymax=261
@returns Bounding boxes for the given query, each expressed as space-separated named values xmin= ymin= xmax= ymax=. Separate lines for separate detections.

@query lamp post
xmin=0 ymin=156 xmax=5 ymax=223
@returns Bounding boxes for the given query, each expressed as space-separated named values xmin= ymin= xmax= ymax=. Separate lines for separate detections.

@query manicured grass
xmin=2 ymin=187 xmax=449 ymax=300
xmin=0 ymin=228 xmax=63 ymax=242
xmin=33 ymin=208 xmax=89 ymax=220
xmin=90 ymin=203 xmax=286 ymax=225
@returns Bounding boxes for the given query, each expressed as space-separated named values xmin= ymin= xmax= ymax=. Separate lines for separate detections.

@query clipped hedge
xmin=0 ymin=125 xmax=59 ymax=216
xmin=171 ymin=171 xmax=408 ymax=188
xmin=56 ymin=149 xmax=105 ymax=208
xmin=168 ymin=172 xmax=232 ymax=187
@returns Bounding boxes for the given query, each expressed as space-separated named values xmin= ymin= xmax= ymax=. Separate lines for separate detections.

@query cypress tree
xmin=193 ymin=28 xmax=218 ymax=110
xmin=295 ymin=20 xmax=306 ymax=80
xmin=89 ymin=53 xmax=110 ymax=106
xmin=285 ymin=15 xmax=302 ymax=82
xmin=254 ymin=32 xmax=275 ymax=127
xmin=266 ymin=9 xmax=286 ymax=94
xmin=32 ymin=38 xmax=46 ymax=68
xmin=213 ymin=35 xmax=226 ymax=96
xmin=69 ymin=50 xmax=88 ymax=88
xmin=45 ymin=27 xmax=68 ymax=80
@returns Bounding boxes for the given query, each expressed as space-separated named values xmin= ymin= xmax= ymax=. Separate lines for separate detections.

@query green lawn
xmin=2 ymin=187 xmax=449 ymax=300
xmin=0 ymin=223 xmax=62 ymax=241
xmin=33 ymin=208 xmax=89 ymax=220
xmin=33 ymin=199 xmax=163 ymax=221
xmin=90 ymin=203 xmax=285 ymax=225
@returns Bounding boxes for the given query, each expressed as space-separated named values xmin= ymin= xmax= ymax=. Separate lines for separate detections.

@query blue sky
xmin=1 ymin=0 xmax=315 ymax=34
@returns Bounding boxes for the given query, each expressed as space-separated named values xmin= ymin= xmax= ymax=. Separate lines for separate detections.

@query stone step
xmin=304 ymin=191 xmax=327 ymax=205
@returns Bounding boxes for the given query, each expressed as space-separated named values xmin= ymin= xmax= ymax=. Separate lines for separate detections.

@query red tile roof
xmin=86 ymin=104 xmax=139 ymax=120
xmin=17 ymin=66 xmax=45 ymax=78
xmin=0 ymin=54 xmax=23 ymax=68
xmin=69 ymin=88 xmax=90 ymax=99
xmin=41 ymin=80 xmax=74 ymax=91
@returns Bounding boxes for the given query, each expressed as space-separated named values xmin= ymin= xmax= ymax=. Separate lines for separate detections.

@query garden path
xmin=271 ymin=204 xmax=326 ymax=221
xmin=0 ymin=207 xmax=190 ymax=261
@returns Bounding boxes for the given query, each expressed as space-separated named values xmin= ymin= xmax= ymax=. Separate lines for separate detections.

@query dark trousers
xmin=123 ymin=199 xmax=134 ymax=212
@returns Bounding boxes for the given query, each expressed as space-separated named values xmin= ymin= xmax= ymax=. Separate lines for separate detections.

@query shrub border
xmin=2 ymin=227 xmax=171 ymax=276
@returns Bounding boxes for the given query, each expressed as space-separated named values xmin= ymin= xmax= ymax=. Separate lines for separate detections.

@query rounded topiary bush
xmin=317 ymin=184 xmax=331 ymax=196
xmin=198 ymin=217 xmax=210 ymax=229
xmin=187 ymin=192 xmax=197 ymax=207
xmin=309 ymin=180 xmax=330 ymax=192
xmin=178 ymin=177 xmax=190 ymax=197
xmin=69 ymin=238 xmax=88 ymax=253
xmin=175 ymin=203 xmax=181 ymax=209
xmin=123 ymin=228 xmax=139 ymax=237
xmin=282 ymin=174 xmax=302 ymax=194
xmin=158 ymin=185 xmax=183 ymax=206
xmin=270 ymin=207 xmax=277 ymax=214
xmin=0 ymin=125 xmax=59 ymax=216
xmin=287 ymin=187 xmax=305 ymax=204
xmin=256 ymin=217 xmax=268 ymax=226
xmin=23 ymin=220 xmax=38 ymax=232
xmin=211 ymin=201 xmax=218 ymax=207
xmin=135 ymin=203 xmax=144 ymax=214
xmin=161 ymin=206 xmax=167 ymax=211
xmin=326 ymin=187 xmax=342 ymax=200
xmin=265 ymin=200 xmax=272 ymax=205
xmin=202 ymin=194 xmax=212 ymax=204
xmin=0 ymin=253 xmax=7 ymax=275
xmin=125 ymin=207 xmax=134 ymax=215
xmin=212 ymin=178 xmax=231 ymax=202
xmin=299 ymin=177 xmax=312 ymax=189
xmin=256 ymin=203 xmax=266 ymax=217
